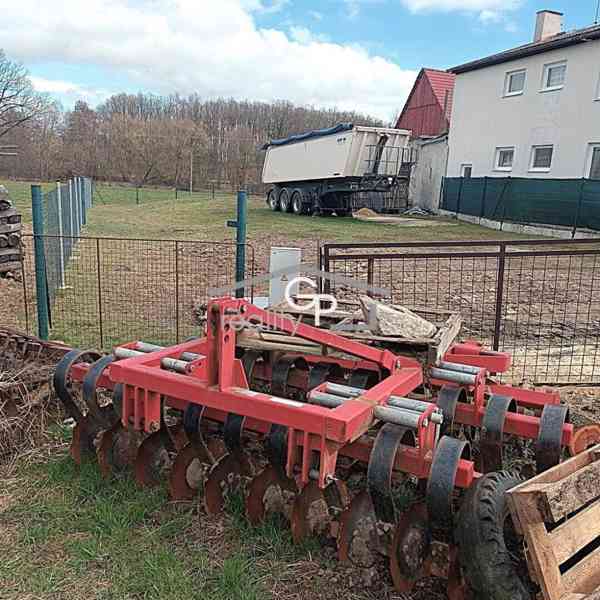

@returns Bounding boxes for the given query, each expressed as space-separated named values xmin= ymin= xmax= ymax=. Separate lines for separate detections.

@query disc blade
xmin=169 ymin=441 xmax=215 ymax=501
xmin=337 ymin=490 xmax=379 ymax=567
xmin=389 ymin=502 xmax=431 ymax=593
xmin=246 ymin=464 xmax=297 ymax=526
xmin=204 ymin=452 xmax=253 ymax=516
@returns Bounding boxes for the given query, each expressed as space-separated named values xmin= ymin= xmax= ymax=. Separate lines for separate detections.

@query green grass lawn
xmin=1 ymin=178 xmax=536 ymax=349
xmin=1 ymin=427 xmax=345 ymax=600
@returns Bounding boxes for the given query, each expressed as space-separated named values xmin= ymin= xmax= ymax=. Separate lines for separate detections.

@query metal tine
xmin=437 ymin=360 xmax=481 ymax=375
xmin=430 ymin=367 xmax=477 ymax=386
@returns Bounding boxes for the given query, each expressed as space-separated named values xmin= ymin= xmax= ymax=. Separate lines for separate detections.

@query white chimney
xmin=534 ymin=10 xmax=563 ymax=42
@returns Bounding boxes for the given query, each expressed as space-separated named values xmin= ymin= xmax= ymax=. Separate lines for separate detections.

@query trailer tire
xmin=279 ymin=188 xmax=292 ymax=213
xmin=456 ymin=471 xmax=532 ymax=600
xmin=291 ymin=189 xmax=305 ymax=215
xmin=268 ymin=189 xmax=280 ymax=211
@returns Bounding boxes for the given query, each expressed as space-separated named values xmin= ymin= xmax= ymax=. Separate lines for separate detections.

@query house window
xmin=494 ymin=147 xmax=514 ymax=171
xmin=588 ymin=145 xmax=600 ymax=179
xmin=461 ymin=164 xmax=473 ymax=178
xmin=596 ymin=73 xmax=600 ymax=100
xmin=504 ymin=69 xmax=526 ymax=96
xmin=530 ymin=145 xmax=554 ymax=171
xmin=541 ymin=61 xmax=566 ymax=91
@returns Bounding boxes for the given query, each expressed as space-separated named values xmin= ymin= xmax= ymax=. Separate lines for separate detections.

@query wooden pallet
xmin=507 ymin=444 xmax=600 ymax=600
xmin=267 ymin=301 xmax=462 ymax=364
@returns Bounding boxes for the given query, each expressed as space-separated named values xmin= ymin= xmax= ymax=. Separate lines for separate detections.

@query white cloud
xmin=30 ymin=76 xmax=111 ymax=105
xmin=400 ymin=0 xmax=522 ymax=22
xmin=401 ymin=0 xmax=521 ymax=11
xmin=0 ymin=0 xmax=416 ymax=121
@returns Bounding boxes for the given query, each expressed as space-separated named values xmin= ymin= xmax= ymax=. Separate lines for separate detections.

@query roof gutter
xmin=450 ymin=27 xmax=600 ymax=74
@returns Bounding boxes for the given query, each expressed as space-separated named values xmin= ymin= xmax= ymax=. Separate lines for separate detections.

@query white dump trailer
xmin=262 ymin=123 xmax=413 ymax=216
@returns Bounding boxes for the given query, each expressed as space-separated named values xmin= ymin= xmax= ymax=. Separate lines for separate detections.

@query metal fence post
xmin=80 ymin=177 xmax=87 ymax=225
xmin=226 ymin=190 xmax=247 ymax=298
xmin=68 ymin=179 xmax=74 ymax=243
xmin=492 ymin=243 xmax=506 ymax=351
xmin=31 ymin=185 xmax=49 ymax=340
xmin=456 ymin=177 xmax=464 ymax=215
xmin=74 ymin=177 xmax=80 ymax=238
xmin=56 ymin=181 xmax=66 ymax=288
xmin=480 ymin=176 xmax=488 ymax=219
xmin=572 ymin=178 xmax=585 ymax=238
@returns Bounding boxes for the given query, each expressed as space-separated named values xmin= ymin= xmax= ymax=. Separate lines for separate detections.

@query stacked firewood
xmin=0 ymin=185 xmax=23 ymax=276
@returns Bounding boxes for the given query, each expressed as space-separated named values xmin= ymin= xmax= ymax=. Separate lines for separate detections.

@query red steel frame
xmin=68 ymin=297 xmax=572 ymax=490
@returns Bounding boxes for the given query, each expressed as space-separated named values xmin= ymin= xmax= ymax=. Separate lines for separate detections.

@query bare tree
xmin=0 ymin=50 xmax=50 ymax=139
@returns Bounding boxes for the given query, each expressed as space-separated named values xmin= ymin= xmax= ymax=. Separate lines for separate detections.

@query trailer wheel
xmin=291 ymin=189 xmax=304 ymax=215
xmin=279 ymin=188 xmax=292 ymax=213
xmin=268 ymin=189 xmax=280 ymax=211
xmin=456 ymin=471 xmax=532 ymax=600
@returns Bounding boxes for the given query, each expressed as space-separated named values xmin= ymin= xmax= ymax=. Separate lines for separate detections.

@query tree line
xmin=0 ymin=50 xmax=383 ymax=191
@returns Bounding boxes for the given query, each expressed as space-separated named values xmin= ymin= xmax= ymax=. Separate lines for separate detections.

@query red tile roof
xmin=423 ymin=69 xmax=455 ymax=121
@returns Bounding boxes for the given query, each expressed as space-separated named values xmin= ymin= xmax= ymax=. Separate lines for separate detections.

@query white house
xmin=446 ymin=10 xmax=600 ymax=180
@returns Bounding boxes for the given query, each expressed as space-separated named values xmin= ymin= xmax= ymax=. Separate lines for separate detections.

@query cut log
xmin=359 ymin=295 xmax=437 ymax=338
xmin=0 ymin=222 xmax=21 ymax=234
xmin=7 ymin=232 xmax=20 ymax=247
xmin=0 ymin=234 xmax=7 ymax=248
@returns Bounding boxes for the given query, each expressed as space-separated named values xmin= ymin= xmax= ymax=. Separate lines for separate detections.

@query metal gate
xmin=321 ymin=239 xmax=600 ymax=384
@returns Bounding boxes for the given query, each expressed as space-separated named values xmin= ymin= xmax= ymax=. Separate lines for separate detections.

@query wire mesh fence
xmin=321 ymin=239 xmax=600 ymax=384
xmin=17 ymin=235 xmax=254 ymax=349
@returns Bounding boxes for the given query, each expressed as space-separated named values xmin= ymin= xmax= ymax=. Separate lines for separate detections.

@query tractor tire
xmin=456 ymin=471 xmax=532 ymax=600
xmin=291 ymin=189 xmax=304 ymax=215
xmin=279 ymin=188 xmax=292 ymax=213
xmin=268 ymin=188 xmax=280 ymax=211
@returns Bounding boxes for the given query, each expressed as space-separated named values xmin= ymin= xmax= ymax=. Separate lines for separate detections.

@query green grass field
xmin=1 ymin=179 xmax=534 ymax=348
xmin=1 ymin=427 xmax=341 ymax=600
xmin=1 ymin=178 xmax=533 ymax=242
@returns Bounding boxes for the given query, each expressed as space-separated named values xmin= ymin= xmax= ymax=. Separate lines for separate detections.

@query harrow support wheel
xmin=246 ymin=464 xmax=298 ymax=526
xmin=389 ymin=502 xmax=431 ymax=593
xmin=456 ymin=471 xmax=531 ymax=600
xmin=291 ymin=479 xmax=348 ymax=544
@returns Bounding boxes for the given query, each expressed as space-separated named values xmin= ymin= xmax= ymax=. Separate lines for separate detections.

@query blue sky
xmin=0 ymin=1 xmax=597 ymax=121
